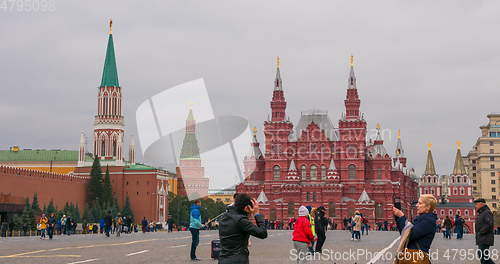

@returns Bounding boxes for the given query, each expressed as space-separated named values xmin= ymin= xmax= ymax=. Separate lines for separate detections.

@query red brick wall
xmin=0 ymin=166 xmax=88 ymax=213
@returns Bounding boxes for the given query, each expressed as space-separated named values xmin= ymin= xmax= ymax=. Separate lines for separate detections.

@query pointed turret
xmin=256 ymin=190 xmax=268 ymax=203
xmin=452 ymin=141 xmax=467 ymax=175
xmin=358 ymin=189 xmax=372 ymax=203
xmin=344 ymin=55 xmax=361 ymax=120
xmin=129 ymin=135 xmax=136 ymax=165
xmin=180 ymin=109 xmax=200 ymax=160
xmin=395 ymin=129 xmax=405 ymax=157
xmin=289 ymin=160 xmax=297 ymax=171
xmin=78 ymin=132 xmax=86 ymax=166
xmin=270 ymin=56 xmax=287 ymax=122
xmin=274 ymin=56 xmax=282 ymax=91
xmin=424 ymin=143 xmax=437 ymax=175
xmin=247 ymin=127 xmax=263 ymax=159
xmin=100 ymin=19 xmax=119 ymax=87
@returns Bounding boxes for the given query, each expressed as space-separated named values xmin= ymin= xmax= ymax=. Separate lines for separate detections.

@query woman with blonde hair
xmin=351 ymin=211 xmax=362 ymax=241
xmin=393 ymin=194 xmax=437 ymax=263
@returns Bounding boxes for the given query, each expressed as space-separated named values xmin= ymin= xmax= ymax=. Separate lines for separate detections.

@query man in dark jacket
xmin=454 ymin=214 xmax=464 ymax=240
xmin=104 ymin=211 xmax=112 ymax=237
xmin=47 ymin=213 xmax=56 ymax=240
xmin=474 ymin=198 xmax=495 ymax=264
xmin=218 ymin=193 xmax=267 ymax=264
xmin=314 ymin=206 xmax=328 ymax=253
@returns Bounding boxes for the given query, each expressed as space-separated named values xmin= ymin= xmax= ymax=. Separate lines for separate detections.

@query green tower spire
xmin=100 ymin=19 xmax=119 ymax=87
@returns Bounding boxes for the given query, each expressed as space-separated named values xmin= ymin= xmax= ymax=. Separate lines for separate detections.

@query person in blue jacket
xmin=393 ymin=194 xmax=438 ymax=254
xmin=189 ymin=200 xmax=203 ymax=261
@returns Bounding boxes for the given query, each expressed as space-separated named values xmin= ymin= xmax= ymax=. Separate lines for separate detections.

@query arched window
xmin=321 ymin=165 xmax=327 ymax=180
xmin=312 ymin=192 xmax=317 ymax=201
xmin=113 ymin=140 xmax=117 ymax=157
xmin=375 ymin=203 xmax=384 ymax=219
xmin=306 ymin=192 xmax=309 ymax=201
xmin=377 ymin=168 xmax=382 ymax=179
xmin=103 ymin=94 xmax=108 ymax=115
xmin=460 ymin=188 xmax=464 ymax=195
xmin=273 ymin=165 xmax=281 ymax=180
xmin=328 ymin=202 xmax=336 ymax=217
xmin=452 ymin=177 xmax=455 ymax=183
xmin=301 ymin=165 xmax=307 ymax=179
xmin=440 ymin=210 xmax=445 ymax=216
xmin=464 ymin=210 xmax=469 ymax=216
xmin=101 ymin=139 xmax=106 ymax=156
xmin=457 ymin=210 xmax=461 ymax=216
xmin=310 ymin=165 xmax=317 ymax=180
xmin=288 ymin=202 xmax=295 ymax=217
xmin=348 ymin=164 xmax=356 ymax=179
xmin=449 ymin=210 xmax=453 ymax=216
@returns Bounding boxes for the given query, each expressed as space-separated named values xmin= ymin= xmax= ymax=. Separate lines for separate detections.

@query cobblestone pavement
xmin=0 ymin=230 xmax=498 ymax=264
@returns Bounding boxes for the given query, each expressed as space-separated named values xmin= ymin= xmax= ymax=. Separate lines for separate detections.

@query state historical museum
xmin=237 ymin=57 xmax=419 ymax=226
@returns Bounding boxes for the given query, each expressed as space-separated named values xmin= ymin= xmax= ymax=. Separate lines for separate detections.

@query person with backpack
xmin=443 ymin=216 xmax=452 ymax=239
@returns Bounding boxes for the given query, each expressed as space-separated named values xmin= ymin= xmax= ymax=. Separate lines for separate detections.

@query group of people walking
xmin=38 ymin=213 xmax=75 ymax=239
xmin=439 ymin=214 xmax=466 ymax=239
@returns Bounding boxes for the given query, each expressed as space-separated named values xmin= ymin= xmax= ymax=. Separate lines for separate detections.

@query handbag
xmin=395 ymin=237 xmax=431 ymax=264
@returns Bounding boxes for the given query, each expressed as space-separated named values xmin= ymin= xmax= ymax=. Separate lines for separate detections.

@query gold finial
xmin=427 ymin=142 xmax=432 ymax=150
xmin=349 ymin=55 xmax=354 ymax=67
xmin=397 ymin=129 xmax=401 ymax=139
xmin=252 ymin=126 xmax=258 ymax=136
xmin=376 ymin=123 xmax=381 ymax=129
xmin=276 ymin=56 xmax=280 ymax=69
xmin=109 ymin=18 xmax=113 ymax=34
xmin=456 ymin=140 xmax=462 ymax=150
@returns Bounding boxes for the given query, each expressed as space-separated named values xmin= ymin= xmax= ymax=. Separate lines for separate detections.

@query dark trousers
xmin=105 ymin=225 xmax=111 ymax=237
xmin=315 ymin=232 xmax=326 ymax=252
xmin=478 ymin=244 xmax=496 ymax=264
xmin=47 ymin=226 xmax=54 ymax=239
xmin=456 ymin=228 xmax=463 ymax=239
xmin=190 ymin=228 xmax=200 ymax=260
xmin=218 ymin=254 xmax=249 ymax=264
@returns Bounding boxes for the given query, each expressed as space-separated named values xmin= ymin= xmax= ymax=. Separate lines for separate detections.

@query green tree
xmin=102 ymin=166 xmax=113 ymax=205
xmin=45 ymin=200 xmax=56 ymax=215
xmin=31 ymin=193 xmax=40 ymax=217
xmin=121 ymin=195 xmax=134 ymax=223
xmin=87 ymin=155 xmax=103 ymax=206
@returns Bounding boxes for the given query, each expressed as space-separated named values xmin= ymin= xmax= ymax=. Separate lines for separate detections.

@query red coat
xmin=292 ymin=216 xmax=314 ymax=243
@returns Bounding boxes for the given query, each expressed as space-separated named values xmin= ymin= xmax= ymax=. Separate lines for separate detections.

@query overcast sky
xmin=1 ymin=0 xmax=499 ymax=176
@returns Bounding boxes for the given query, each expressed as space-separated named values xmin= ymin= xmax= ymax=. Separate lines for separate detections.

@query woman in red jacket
xmin=292 ymin=206 xmax=315 ymax=263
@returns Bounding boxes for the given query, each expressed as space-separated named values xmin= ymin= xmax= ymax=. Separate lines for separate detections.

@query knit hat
xmin=298 ymin=206 xmax=309 ymax=216
xmin=305 ymin=206 xmax=312 ymax=213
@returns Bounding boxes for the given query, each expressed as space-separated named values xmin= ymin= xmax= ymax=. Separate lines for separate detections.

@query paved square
xmin=0 ymin=231 xmax=498 ymax=264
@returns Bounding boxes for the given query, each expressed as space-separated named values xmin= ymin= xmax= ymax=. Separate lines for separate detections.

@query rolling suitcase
xmin=211 ymin=239 xmax=221 ymax=259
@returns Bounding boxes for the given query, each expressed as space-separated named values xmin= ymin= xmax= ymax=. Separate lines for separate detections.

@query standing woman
xmin=393 ymin=194 xmax=437 ymax=263
xmin=292 ymin=206 xmax=315 ymax=264
xmin=351 ymin=211 xmax=362 ymax=241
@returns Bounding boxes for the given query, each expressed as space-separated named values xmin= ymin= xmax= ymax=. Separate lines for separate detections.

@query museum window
xmin=301 ymin=165 xmax=307 ymax=179
xmin=321 ymin=165 xmax=327 ymax=180
xmin=310 ymin=165 xmax=317 ymax=180
xmin=312 ymin=192 xmax=316 ymax=202
xmin=375 ymin=203 xmax=383 ymax=219
xmin=464 ymin=210 xmax=469 ymax=216
xmin=273 ymin=165 xmax=281 ymax=180
xmin=113 ymin=140 xmax=117 ymax=156
xmin=377 ymin=168 xmax=382 ymax=179
xmin=288 ymin=202 xmax=295 ymax=217
xmin=348 ymin=164 xmax=356 ymax=179
xmin=306 ymin=192 xmax=309 ymax=201
xmin=328 ymin=202 xmax=336 ymax=217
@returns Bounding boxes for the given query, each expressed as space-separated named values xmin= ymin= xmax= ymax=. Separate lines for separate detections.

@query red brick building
xmin=237 ymin=57 xmax=419 ymax=227
xmin=419 ymin=143 xmax=476 ymax=233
